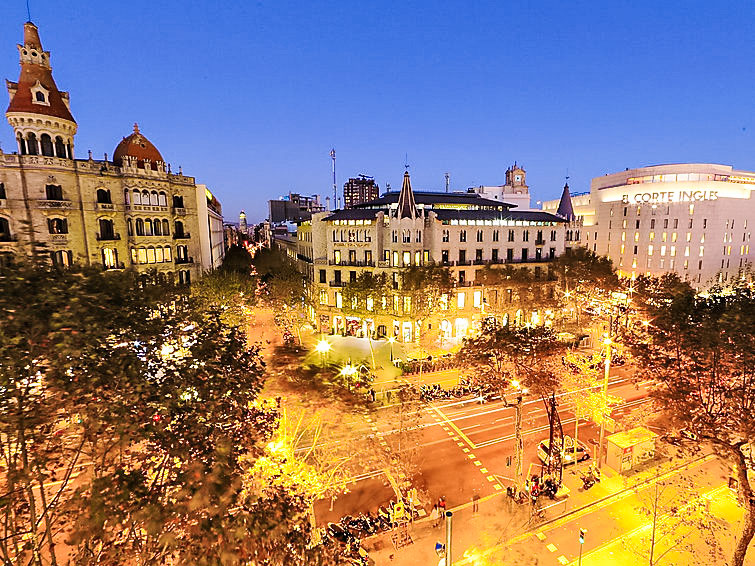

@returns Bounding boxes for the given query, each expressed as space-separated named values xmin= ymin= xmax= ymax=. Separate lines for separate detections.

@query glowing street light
xmin=315 ymin=338 xmax=331 ymax=368
xmin=387 ymin=335 xmax=396 ymax=361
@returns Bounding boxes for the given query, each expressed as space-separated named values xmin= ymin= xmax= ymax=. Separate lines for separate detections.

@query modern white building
xmin=542 ymin=164 xmax=755 ymax=287
xmin=196 ymin=184 xmax=225 ymax=270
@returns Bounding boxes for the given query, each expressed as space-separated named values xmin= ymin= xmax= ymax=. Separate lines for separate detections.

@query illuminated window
xmin=156 ymin=247 xmax=164 ymax=262
xmin=131 ymin=248 xmax=138 ymax=264
xmin=649 ymin=232 xmax=655 ymax=241
xmin=392 ymin=251 xmax=399 ymax=267
xmin=660 ymin=245 xmax=666 ymax=256
xmin=366 ymin=297 xmax=374 ymax=311
xmin=684 ymin=246 xmax=690 ymax=257
xmin=686 ymin=232 xmax=691 ymax=242
xmin=457 ymin=292 xmax=466 ymax=309
xmin=415 ymin=251 xmax=421 ymax=265
xmin=672 ymin=233 xmax=677 ymax=242
xmin=403 ymin=296 xmax=411 ymax=312
xmin=473 ymin=290 xmax=482 ymax=308
xmin=648 ymin=245 xmax=654 ymax=256
xmin=670 ymin=246 xmax=676 ymax=257
xmin=403 ymin=251 xmax=411 ymax=266
xmin=621 ymin=232 xmax=626 ymax=242
xmin=164 ymin=246 xmax=171 ymax=261
xmin=335 ymin=292 xmax=342 ymax=309
xmin=138 ymin=248 xmax=147 ymax=264
xmin=147 ymin=247 xmax=156 ymax=263
xmin=439 ymin=294 xmax=448 ymax=310
xmin=319 ymin=290 xmax=328 ymax=305
xmin=620 ymin=244 xmax=625 ymax=254
xmin=699 ymin=246 xmax=704 ymax=257
xmin=634 ymin=232 xmax=639 ymax=242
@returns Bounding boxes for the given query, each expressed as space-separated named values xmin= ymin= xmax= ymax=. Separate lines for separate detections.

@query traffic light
xmin=579 ymin=528 xmax=587 ymax=544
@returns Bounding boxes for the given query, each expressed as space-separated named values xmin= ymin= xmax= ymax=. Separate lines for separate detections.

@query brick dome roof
xmin=112 ymin=124 xmax=164 ymax=170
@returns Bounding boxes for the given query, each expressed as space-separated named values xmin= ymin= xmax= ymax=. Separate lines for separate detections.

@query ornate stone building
xmin=294 ymin=170 xmax=569 ymax=344
xmin=0 ymin=22 xmax=208 ymax=282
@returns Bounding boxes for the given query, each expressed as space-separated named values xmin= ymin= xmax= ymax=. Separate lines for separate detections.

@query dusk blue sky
xmin=2 ymin=1 xmax=755 ymax=223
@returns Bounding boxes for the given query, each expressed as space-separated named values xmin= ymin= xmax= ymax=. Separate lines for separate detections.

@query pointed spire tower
xmin=395 ymin=170 xmax=419 ymax=219
xmin=6 ymin=22 xmax=77 ymax=158
xmin=556 ymin=182 xmax=576 ymax=221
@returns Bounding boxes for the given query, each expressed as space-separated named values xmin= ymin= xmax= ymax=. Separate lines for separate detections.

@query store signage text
xmin=621 ymin=190 xmax=718 ymax=204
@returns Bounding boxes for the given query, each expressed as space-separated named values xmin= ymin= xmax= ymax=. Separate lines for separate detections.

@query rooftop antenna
xmin=330 ymin=148 xmax=337 ymax=209
xmin=445 ymin=172 xmax=450 ymax=193
xmin=26 ymin=0 xmax=31 ymax=21
xmin=404 ymin=153 xmax=410 ymax=172
xmin=565 ymin=167 xmax=570 ymax=185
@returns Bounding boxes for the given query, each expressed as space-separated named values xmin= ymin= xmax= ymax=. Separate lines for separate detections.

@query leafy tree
xmin=625 ymin=274 xmax=755 ymax=566
xmin=553 ymin=247 xmax=618 ymax=324
xmin=458 ymin=323 xmax=567 ymax=396
xmin=253 ymin=247 xmax=308 ymax=341
xmin=341 ymin=271 xmax=391 ymax=318
xmin=0 ymin=260 xmax=338 ymax=566
xmin=400 ymin=263 xmax=453 ymax=341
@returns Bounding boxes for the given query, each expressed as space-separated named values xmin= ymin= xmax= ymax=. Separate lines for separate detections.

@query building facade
xmin=542 ymin=164 xmax=755 ymax=287
xmin=343 ymin=175 xmax=379 ymax=208
xmin=268 ymin=192 xmax=325 ymax=223
xmin=0 ymin=22 xmax=216 ymax=282
xmin=470 ymin=163 xmax=531 ymax=209
xmin=291 ymin=170 xmax=569 ymax=344
xmin=196 ymin=184 xmax=225 ymax=270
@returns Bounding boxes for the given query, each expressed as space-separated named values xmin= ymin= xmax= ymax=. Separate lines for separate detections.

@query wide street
xmin=313 ymin=370 xmax=649 ymax=525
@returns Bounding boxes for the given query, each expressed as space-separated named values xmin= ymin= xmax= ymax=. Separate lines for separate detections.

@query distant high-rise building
xmin=239 ymin=211 xmax=248 ymax=233
xmin=343 ymin=175 xmax=380 ymax=208
xmin=268 ymin=192 xmax=324 ymax=223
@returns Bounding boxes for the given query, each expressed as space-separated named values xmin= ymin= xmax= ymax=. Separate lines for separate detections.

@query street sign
xmin=579 ymin=528 xmax=587 ymax=544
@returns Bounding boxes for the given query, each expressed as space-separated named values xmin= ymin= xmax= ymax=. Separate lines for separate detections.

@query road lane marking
xmin=462 ymin=448 xmax=470 ymax=453
xmin=473 ymin=461 xmax=482 ymax=467
xmin=480 ymin=467 xmax=488 ymax=473
xmin=557 ymin=555 xmax=569 ymax=564
xmin=467 ymin=454 xmax=476 ymax=459
xmin=493 ymin=484 xmax=502 ymax=491
xmin=486 ymin=476 xmax=496 ymax=482
xmin=433 ymin=406 xmax=476 ymax=449
xmin=546 ymin=543 xmax=558 ymax=552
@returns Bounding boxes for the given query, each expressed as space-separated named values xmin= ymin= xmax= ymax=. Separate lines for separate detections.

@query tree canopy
xmin=625 ymin=274 xmax=755 ymax=566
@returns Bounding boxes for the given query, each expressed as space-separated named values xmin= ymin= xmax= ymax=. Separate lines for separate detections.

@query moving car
xmin=537 ymin=436 xmax=590 ymax=466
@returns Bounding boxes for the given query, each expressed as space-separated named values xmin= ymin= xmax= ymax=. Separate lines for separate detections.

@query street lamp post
xmin=508 ymin=380 xmax=526 ymax=491
xmin=388 ymin=335 xmax=396 ymax=362
xmin=444 ymin=511 xmax=453 ymax=566
xmin=597 ymin=335 xmax=612 ymax=468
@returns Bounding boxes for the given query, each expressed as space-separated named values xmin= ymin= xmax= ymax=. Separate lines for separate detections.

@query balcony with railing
xmin=329 ymin=260 xmax=375 ymax=267
xmin=329 ymin=280 xmax=345 ymax=287
xmin=173 ymin=207 xmax=187 ymax=216
xmin=50 ymin=233 xmax=68 ymax=244
xmin=96 ymin=202 xmax=115 ymax=211
xmin=96 ymin=233 xmax=121 ymax=241
xmin=175 ymin=256 xmax=194 ymax=265
xmin=104 ymin=262 xmax=126 ymax=271
xmin=173 ymin=232 xmax=191 ymax=239
xmin=38 ymin=199 xmax=72 ymax=209
xmin=535 ymin=238 xmax=546 ymax=246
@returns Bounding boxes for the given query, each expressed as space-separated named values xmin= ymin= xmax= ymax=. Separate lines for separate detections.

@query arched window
xmin=150 ymin=191 xmax=159 ymax=206
xmin=17 ymin=134 xmax=27 ymax=155
xmin=141 ymin=190 xmax=149 ymax=204
xmin=102 ymin=248 xmax=118 ymax=269
xmin=47 ymin=217 xmax=68 ymax=234
xmin=162 ymin=219 xmax=170 ymax=235
xmin=124 ymin=190 xmax=130 ymax=205
xmin=158 ymin=192 xmax=167 ymax=207
xmin=153 ymin=218 xmax=162 ymax=236
xmin=138 ymin=248 xmax=147 ymax=264
xmin=172 ymin=195 xmax=184 ymax=208
xmin=131 ymin=248 xmax=138 ymax=264
xmin=127 ymin=218 xmax=133 ymax=236
xmin=66 ymin=140 xmax=72 ymax=159
xmin=98 ymin=218 xmax=115 ymax=240
xmin=96 ymin=188 xmax=111 ymax=204
xmin=132 ymin=190 xmax=141 ymax=205
xmin=27 ymin=133 xmax=38 ymax=155
xmin=40 ymin=134 xmax=53 ymax=157
xmin=54 ymin=136 xmax=66 ymax=158
xmin=35 ymin=91 xmax=46 ymax=102
xmin=164 ymin=246 xmax=172 ymax=261
xmin=0 ymin=217 xmax=11 ymax=241
xmin=145 ymin=219 xmax=153 ymax=236
xmin=156 ymin=247 xmax=164 ymax=262
xmin=174 ymin=220 xmax=184 ymax=237
xmin=135 ymin=218 xmax=144 ymax=236
xmin=147 ymin=247 xmax=156 ymax=264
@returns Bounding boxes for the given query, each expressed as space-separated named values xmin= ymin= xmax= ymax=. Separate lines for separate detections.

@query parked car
xmin=537 ymin=436 xmax=590 ymax=466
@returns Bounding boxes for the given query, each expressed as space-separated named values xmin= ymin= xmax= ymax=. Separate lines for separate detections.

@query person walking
xmin=472 ymin=492 xmax=480 ymax=513
xmin=431 ymin=504 xmax=440 ymax=528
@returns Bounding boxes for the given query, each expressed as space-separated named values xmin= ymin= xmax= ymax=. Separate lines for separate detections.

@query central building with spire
xmin=298 ymin=169 xmax=570 ymax=344
xmin=0 ymin=22 xmax=222 ymax=277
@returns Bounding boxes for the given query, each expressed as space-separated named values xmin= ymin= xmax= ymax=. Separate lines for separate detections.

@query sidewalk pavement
xmin=363 ymin=451 xmax=721 ymax=565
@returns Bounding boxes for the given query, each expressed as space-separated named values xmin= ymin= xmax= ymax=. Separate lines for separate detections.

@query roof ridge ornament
xmin=395 ymin=170 xmax=419 ymax=219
